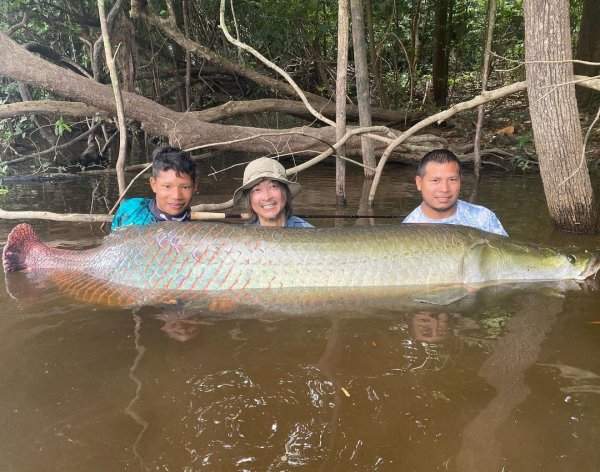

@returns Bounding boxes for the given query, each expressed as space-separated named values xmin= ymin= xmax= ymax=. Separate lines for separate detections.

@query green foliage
xmin=54 ymin=116 xmax=72 ymax=137
xmin=511 ymin=132 xmax=538 ymax=172
xmin=0 ymin=116 xmax=36 ymax=149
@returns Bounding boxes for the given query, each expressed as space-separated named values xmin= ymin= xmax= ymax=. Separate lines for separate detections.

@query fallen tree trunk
xmin=0 ymin=32 xmax=430 ymax=157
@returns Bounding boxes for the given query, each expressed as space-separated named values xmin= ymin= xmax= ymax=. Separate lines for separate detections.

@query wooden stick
xmin=0 ymin=208 xmax=405 ymax=223
xmin=0 ymin=208 xmax=112 ymax=222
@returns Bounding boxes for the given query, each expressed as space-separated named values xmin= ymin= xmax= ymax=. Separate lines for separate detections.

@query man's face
xmin=415 ymin=161 xmax=461 ymax=218
xmin=411 ymin=312 xmax=449 ymax=343
xmin=149 ymin=169 xmax=194 ymax=216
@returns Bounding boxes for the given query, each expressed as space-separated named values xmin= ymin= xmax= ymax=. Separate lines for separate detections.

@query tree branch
xmin=0 ymin=100 xmax=107 ymax=119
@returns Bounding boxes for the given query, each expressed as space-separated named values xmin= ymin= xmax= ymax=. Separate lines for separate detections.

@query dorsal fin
xmin=3 ymin=223 xmax=42 ymax=272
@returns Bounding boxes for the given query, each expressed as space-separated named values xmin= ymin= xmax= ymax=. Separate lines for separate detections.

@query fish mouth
xmin=581 ymin=253 xmax=600 ymax=280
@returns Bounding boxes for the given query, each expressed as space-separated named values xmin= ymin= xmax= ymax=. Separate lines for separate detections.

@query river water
xmin=1 ymin=161 xmax=600 ymax=471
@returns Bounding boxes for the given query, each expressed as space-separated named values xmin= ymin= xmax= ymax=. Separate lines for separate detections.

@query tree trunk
xmin=112 ymin=12 xmax=137 ymax=92
xmin=336 ymin=0 xmax=350 ymax=205
xmin=350 ymin=0 xmax=376 ymax=177
xmin=432 ymin=0 xmax=450 ymax=106
xmin=364 ymin=0 xmax=382 ymax=105
xmin=524 ymin=0 xmax=598 ymax=233
xmin=473 ymin=0 xmax=497 ymax=183
xmin=410 ymin=0 xmax=423 ymax=74
xmin=574 ymin=0 xmax=600 ymax=109
xmin=98 ymin=0 xmax=127 ymax=195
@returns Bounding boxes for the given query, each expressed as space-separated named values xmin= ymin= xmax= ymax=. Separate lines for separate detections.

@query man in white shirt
xmin=403 ymin=149 xmax=508 ymax=236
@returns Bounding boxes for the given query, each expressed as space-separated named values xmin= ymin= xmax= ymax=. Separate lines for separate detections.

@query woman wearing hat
xmin=233 ymin=158 xmax=313 ymax=228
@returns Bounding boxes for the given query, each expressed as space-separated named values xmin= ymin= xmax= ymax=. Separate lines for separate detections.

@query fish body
xmin=3 ymin=222 xmax=599 ymax=308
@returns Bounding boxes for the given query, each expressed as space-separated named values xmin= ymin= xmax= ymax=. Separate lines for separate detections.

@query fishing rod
xmin=0 ymin=208 xmax=405 ymax=223
xmin=191 ymin=212 xmax=405 ymax=220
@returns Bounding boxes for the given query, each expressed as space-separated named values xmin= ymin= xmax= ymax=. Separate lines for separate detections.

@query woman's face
xmin=249 ymin=179 xmax=287 ymax=227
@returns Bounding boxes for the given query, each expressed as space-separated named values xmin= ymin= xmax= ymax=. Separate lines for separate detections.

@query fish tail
xmin=3 ymin=223 xmax=43 ymax=272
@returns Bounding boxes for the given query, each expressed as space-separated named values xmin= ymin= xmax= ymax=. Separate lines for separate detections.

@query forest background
xmin=0 ymin=0 xmax=599 ymax=231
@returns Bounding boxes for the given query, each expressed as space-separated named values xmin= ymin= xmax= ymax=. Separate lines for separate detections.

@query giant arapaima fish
xmin=3 ymin=222 xmax=600 ymax=311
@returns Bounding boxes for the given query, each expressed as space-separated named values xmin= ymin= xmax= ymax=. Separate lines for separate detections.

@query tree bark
xmin=432 ymin=0 xmax=450 ymax=106
xmin=336 ymin=0 xmax=350 ymax=205
xmin=350 ymin=0 xmax=376 ymax=177
xmin=574 ymin=0 xmax=600 ymax=109
xmin=524 ymin=0 xmax=598 ymax=232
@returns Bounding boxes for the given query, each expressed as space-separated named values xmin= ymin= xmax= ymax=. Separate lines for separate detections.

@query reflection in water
xmin=456 ymin=293 xmax=563 ymax=471
xmin=158 ymin=316 xmax=205 ymax=343
xmin=125 ymin=314 xmax=149 ymax=471
xmin=400 ymin=312 xmax=453 ymax=373
xmin=410 ymin=311 xmax=449 ymax=344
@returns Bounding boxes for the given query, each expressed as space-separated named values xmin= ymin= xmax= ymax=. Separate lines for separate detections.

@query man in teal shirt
xmin=111 ymin=146 xmax=196 ymax=230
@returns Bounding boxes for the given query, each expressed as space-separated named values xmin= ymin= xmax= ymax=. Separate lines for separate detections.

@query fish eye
xmin=567 ymin=254 xmax=577 ymax=264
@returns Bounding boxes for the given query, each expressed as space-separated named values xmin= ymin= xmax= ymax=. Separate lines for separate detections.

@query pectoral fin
xmin=413 ymin=287 xmax=471 ymax=305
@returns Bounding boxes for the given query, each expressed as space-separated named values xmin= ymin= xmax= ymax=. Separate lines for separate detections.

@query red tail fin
xmin=3 ymin=223 xmax=42 ymax=272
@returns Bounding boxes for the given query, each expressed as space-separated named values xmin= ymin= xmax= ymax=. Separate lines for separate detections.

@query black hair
xmin=416 ymin=149 xmax=461 ymax=177
xmin=244 ymin=179 xmax=293 ymax=223
xmin=151 ymin=146 xmax=196 ymax=182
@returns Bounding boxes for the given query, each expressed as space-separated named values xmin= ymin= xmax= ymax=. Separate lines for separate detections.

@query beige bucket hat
xmin=233 ymin=158 xmax=301 ymax=203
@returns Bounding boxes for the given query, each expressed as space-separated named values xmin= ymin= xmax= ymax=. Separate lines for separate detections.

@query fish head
xmin=527 ymin=247 xmax=600 ymax=281
xmin=576 ymin=249 xmax=600 ymax=280
xmin=474 ymin=240 xmax=600 ymax=283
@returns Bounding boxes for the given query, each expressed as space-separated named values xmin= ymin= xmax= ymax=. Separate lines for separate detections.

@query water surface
xmin=1 ymin=162 xmax=600 ymax=471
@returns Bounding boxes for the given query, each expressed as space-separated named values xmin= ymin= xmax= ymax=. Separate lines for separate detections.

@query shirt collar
xmin=149 ymin=199 xmax=191 ymax=222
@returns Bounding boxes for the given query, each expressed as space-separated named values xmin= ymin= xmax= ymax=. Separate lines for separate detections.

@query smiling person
xmin=233 ymin=157 xmax=313 ymax=228
xmin=111 ymin=146 xmax=196 ymax=231
xmin=403 ymin=149 xmax=508 ymax=236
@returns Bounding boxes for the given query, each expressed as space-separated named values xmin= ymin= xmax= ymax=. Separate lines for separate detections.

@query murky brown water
xmin=1 ymin=161 xmax=600 ymax=471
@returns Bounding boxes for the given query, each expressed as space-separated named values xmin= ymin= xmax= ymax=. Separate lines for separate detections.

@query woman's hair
xmin=244 ymin=179 xmax=293 ymax=222
xmin=151 ymin=146 xmax=196 ymax=182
